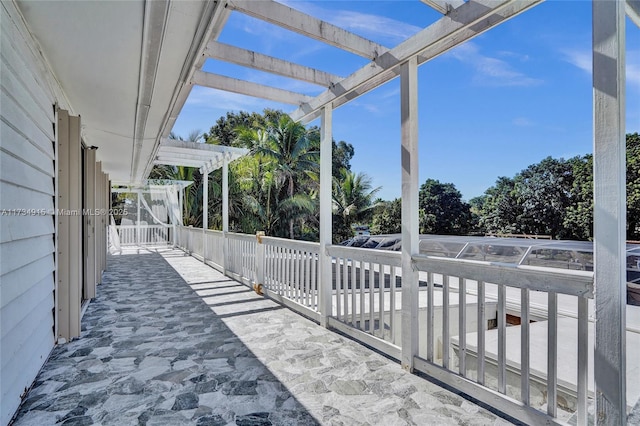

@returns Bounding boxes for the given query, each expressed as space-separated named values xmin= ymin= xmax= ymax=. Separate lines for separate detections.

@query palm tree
xmin=247 ymin=116 xmax=319 ymax=239
xmin=332 ymin=169 xmax=381 ymax=242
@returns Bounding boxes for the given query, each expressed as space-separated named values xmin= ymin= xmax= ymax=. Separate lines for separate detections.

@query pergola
xmin=137 ymin=1 xmax=638 ymax=423
xmin=153 ymin=138 xmax=248 ymax=240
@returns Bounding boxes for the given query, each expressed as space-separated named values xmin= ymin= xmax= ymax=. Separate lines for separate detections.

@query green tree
xmin=514 ymin=156 xmax=574 ymax=239
xmin=235 ymin=115 xmax=318 ymax=239
xmin=418 ymin=179 xmax=472 ymax=235
xmin=332 ymin=169 xmax=381 ymax=242
xmin=627 ymin=133 xmax=640 ymax=240
xmin=370 ymin=198 xmax=402 ymax=235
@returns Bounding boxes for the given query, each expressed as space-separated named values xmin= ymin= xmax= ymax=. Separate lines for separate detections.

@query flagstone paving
xmin=12 ymin=247 xmax=513 ymax=425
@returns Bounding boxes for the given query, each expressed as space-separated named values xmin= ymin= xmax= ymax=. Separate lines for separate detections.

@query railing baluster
xmin=577 ymin=296 xmax=588 ymax=426
xmin=359 ymin=261 xmax=365 ymax=331
xmin=351 ymin=260 xmax=357 ymax=326
xmin=498 ymin=283 xmax=506 ymax=394
xmin=344 ymin=258 xmax=349 ymax=323
xmin=390 ymin=266 xmax=396 ymax=344
xmin=378 ymin=263 xmax=384 ymax=340
xmin=305 ymin=251 xmax=310 ymax=307
xmin=336 ymin=258 xmax=342 ymax=319
xmin=547 ymin=291 xmax=558 ymax=418
xmin=369 ymin=262 xmax=375 ymax=334
xmin=521 ymin=288 xmax=530 ymax=405
xmin=427 ymin=271 xmax=434 ymax=363
xmin=459 ymin=277 xmax=466 ymax=377
xmin=311 ymin=252 xmax=317 ymax=309
xmin=477 ymin=280 xmax=485 ymax=386
xmin=296 ymin=250 xmax=302 ymax=303
xmin=443 ymin=274 xmax=450 ymax=369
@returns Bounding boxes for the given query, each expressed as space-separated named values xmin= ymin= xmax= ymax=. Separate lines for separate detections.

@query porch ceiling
xmin=17 ymin=0 xmax=547 ymax=186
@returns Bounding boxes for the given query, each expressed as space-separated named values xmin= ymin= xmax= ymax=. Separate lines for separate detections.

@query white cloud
xmin=560 ymin=48 xmax=591 ymax=73
xmin=278 ymin=0 xmax=421 ymax=45
xmin=186 ymin=86 xmax=289 ymax=113
xmin=513 ymin=117 xmax=534 ymax=127
xmin=448 ymin=43 xmax=543 ymax=87
xmin=561 ymin=48 xmax=640 ymax=91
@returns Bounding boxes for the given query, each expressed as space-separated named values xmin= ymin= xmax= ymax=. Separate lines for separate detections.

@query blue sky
xmin=173 ymin=1 xmax=640 ymax=202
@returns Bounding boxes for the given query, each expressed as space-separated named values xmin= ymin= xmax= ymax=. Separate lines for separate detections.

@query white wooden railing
xmin=115 ymin=224 xmax=170 ymax=245
xmin=173 ymin=226 xmax=596 ymax=425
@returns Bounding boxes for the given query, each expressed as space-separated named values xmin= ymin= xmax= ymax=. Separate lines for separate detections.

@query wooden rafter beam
xmin=227 ymin=0 xmax=388 ymax=60
xmin=205 ymin=41 xmax=342 ymax=87
xmin=292 ymin=0 xmax=541 ymax=123
xmin=420 ymin=0 xmax=466 ymax=15
xmin=154 ymin=159 xmax=206 ymax=168
xmin=192 ymin=70 xmax=313 ymax=105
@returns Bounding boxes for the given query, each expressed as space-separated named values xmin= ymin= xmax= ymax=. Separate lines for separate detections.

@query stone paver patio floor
xmin=12 ymin=247 xmax=513 ymax=425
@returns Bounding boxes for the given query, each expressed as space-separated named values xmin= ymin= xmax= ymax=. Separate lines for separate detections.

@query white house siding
xmin=0 ymin=2 xmax=68 ymax=424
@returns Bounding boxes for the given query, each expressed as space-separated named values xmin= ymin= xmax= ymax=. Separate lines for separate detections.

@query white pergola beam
xmin=192 ymin=70 xmax=313 ymax=106
xmin=292 ymin=0 xmax=540 ymax=123
xmin=205 ymin=41 xmax=342 ymax=87
xmin=154 ymin=159 xmax=204 ymax=168
xmin=593 ymin=0 xmax=627 ymax=424
xmin=420 ymin=0 xmax=465 ymax=15
xmin=160 ymin=138 xmax=248 ymax=156
xmin=227 ymin=0 xmax=387 ymax=60
xmin=627 ymin=0 xmax=640 ymax=28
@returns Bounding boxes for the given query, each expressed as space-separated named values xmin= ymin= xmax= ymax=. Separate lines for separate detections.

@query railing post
xmin=319 ymin=105 xmax=333 ymax=327
xmin=400 ymin=57 xmax=419 ymax=372
xmin=255 ymin=232 xmax=265 ymax=293
xmin=593 ymin=0 xmax=627 ymax=423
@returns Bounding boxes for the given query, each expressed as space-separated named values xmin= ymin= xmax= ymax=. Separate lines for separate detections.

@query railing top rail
xmin=227 ymin=232 xmax=258 ymax=242
xmin=413 ymin=254 xmax=594 ymax=298
xmin=261 ymin=236 xmax=320 ymax=252
xmin=327 ymin=245 xmax=402 ymax=267
xmin=204 ymin=229 xmax=223 ymax=236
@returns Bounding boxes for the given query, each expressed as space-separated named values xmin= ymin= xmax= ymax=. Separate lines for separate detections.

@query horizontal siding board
xmin=0 ymin=255 xmax=54 ymax=310
xmin=0 ymin=90 xmax=54 ymax=159
xmin=0 ymin=215 xmax=54 ymax=244
xmin=0 ymin=287 xmax=53 ymax=371
xmin=1 ymin=59 xmax=55 ymax=143
xmin=0 ymin=273 xmax=53 ymax=340
xmin=1 ymin=121 xmax=54 ymax=173
xmin=0 ymin=181 xmax=53 ymax=211
xmin=0 ymin=148 xmax=54 ymax=195
xmin=0 ymin=234 xmax=54 ymax=276
xmin=0 ymin=27 xmax=54 ymax=125
xmin=1 ymin=303 xmax=53 ymax=423
xmin=1 ymin=3 xmax=60 ymax=425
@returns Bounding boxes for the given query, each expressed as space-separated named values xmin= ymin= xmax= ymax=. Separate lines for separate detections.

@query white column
xmin=222 ymin=155 xmax=229 ymax=273
xmin=400 ymin=57 xmax=419 ymax=372
xmin=203 ymin=171 xmax=208 ymax=263
xmin=593 ymin=1 xmax=627 ymax=424
xmin=319 ymin=105 xmax=333 ymax=327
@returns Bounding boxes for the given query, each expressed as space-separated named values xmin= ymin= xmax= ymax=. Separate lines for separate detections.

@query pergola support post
xmin=400 ymin=57 xmax=420 ymax=372
xmin=593 ymin=0 xmax=627 ymax=424
xmin=319 ymin=105 xmax=333 ymax=328
xmin=136 ymin=190 xmax=141 ymax=246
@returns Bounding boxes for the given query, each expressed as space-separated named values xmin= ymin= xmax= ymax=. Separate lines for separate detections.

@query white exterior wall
xmin=0 ymin=2 xmax=72 ymax=424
